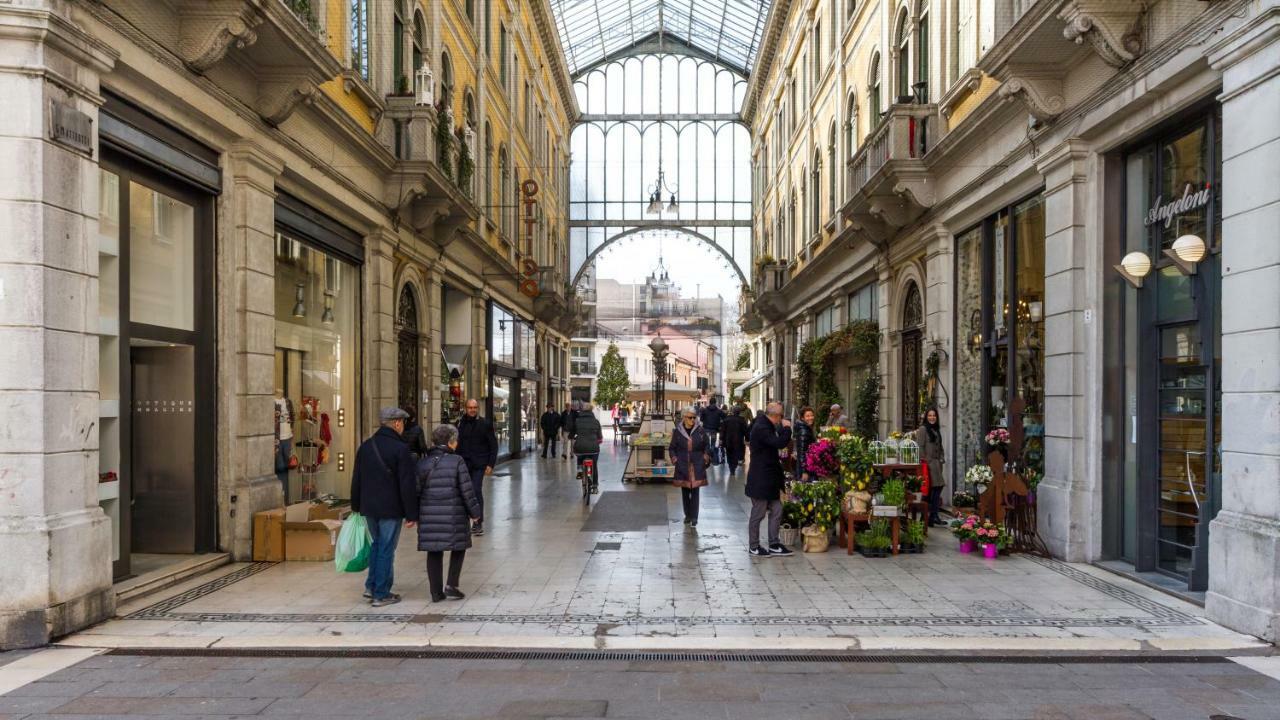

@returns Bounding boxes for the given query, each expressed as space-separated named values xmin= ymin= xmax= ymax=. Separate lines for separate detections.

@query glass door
xmin=1156 ymin=323 xmax=1208 ymax=577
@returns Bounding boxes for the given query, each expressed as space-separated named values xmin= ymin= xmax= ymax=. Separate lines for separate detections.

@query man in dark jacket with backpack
xmin=455 ymin=398 xmax=498 ymax=536
xmin=350 ymin=407 xmax=418 ymax=607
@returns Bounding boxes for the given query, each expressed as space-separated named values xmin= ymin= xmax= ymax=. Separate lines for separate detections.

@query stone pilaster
xmin=1034 ymin=138 xmax=1101 ymax=562
xmin=365 ymin=229 xmax=398 ymax=426
xmin=472 ymin=293 xmax=489 ymax=403
xmin=218 ymin=141 xmax=284 ymax=560
xmin=424 ymin=265 xmax=445 ymax=424
xmin=923 ymin=226 xmax=954 ymax=476
xmin=1205 ymin=3 xmax=1280 ymax=643
xmin=0 ymin=3 xmax=117 ymax=648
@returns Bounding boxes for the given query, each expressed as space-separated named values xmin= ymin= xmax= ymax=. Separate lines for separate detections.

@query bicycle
xmin=576 ymin=454 xmax=599 ymax=505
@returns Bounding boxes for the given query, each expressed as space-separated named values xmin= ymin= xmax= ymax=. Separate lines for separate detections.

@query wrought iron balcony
xmin=841 ymin=103 xmax=940 ymax=244
xmin=570 ymin=360 xmax=599 ymax=377
xmin=749 ymin=263 xmax=790 ymax=323
xmin=378 ymin=99 xmax=477 ymax=243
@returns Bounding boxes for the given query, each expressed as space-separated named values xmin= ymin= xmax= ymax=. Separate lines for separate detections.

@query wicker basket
xmin=779 ymin=524 xmax=801 ymax=548
xmin=801 ymin=525 xmax=830 ymax=553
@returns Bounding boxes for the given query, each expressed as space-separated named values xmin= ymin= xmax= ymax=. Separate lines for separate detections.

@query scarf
xmin=925 ymin=418 xmax=941 ymax=444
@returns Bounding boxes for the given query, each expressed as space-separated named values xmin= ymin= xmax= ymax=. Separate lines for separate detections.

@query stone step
xmin=113 ymin=554 xmax=231 ymax=606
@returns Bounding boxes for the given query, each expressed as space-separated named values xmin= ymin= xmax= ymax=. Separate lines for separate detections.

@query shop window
xmin=130 ymin=182 xmax=195 ymax=330
xmin=848 ymin=282 xmax=877 ymax=322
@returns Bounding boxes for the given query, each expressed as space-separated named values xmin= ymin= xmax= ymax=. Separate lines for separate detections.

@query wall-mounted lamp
xmin=321 ymin=291 xmax=335 ymax=325
xmin=1028 ymin=301 xmax=1043 ymax=323
xmin=337 ymin=407 xmax=345 ymax=428
xmin=292 ymin=283 xmax=306 ymax=317
xmin=1164 ymin=234 xmax=1206 ymax=276
xmin=1115 ymin=251 xmax=1153 ymax=288
xmin=337 ymin=452 xmax=345 ymax=473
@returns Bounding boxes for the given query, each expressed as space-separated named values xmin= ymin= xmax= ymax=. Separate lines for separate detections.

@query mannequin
xmin=274 ymin=388 xmax=294 ymax=497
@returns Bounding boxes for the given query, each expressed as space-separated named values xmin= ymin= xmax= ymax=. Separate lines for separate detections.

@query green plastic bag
xmin=334 ymin=512 xmax=371 ymax=573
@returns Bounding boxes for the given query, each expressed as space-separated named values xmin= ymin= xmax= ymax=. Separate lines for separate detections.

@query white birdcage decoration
xmin=884 ymin=436 xmax=901 ymax=463
xmin=869 ymin=440 xmax=887 ymax=465
xmin=899 ymin=438 xmax=920 ymax=465
xmin=416 ymin=64 xmax=434 ymax=106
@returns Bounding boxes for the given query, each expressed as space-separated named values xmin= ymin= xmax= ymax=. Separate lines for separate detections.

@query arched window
xmin=464 ymin=91 xmax=476 ymax=128
xmin=869 ymin=52 xmax=882 ymax=127
xmin=895 ymin=8 xmax=911 ymax=100
xmin=483 ymin=122 xmax=493 ymax=214
xmin=917 ymin=1 xmax=930 ymax=101
xmin=412 ymin=12 xmax=424 ymax=74
xmin=498 ymin=147 xmax=510 ymax=238
xmin=827 ymin=122 xmax=837 ymax=219
xmin=393 ymin=0 xmax=405 ymax=85
xmin=902 ymin=281 xmax=923 ymax=328
xmin=810 ymin=153 xmax=821 ymax=237
xmin=845 ymin=92 xmax=858 ymax=159
xmin=899 ymin=280 xmax=924 ymax=429
xmin=440 ymin=51 xmax=454 ymax=108
xmin=397 ymin=284 xmax=420 ymax=414
xmin=788 ymin=190 xmax=797 ymax=260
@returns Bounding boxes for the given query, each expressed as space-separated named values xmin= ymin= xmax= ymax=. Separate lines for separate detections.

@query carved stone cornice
xmin=1059 ymin=0 xmax=1144 ymax=69
xmin=257 ymin=74 xmax=317 ymax=126
xmin=997 ymin=68 xmax=1065 ymax=123
xmin=939 ymin=68 xmax=983 ymax=120
xmin=177 ymin=3 xmax=262 ymax=73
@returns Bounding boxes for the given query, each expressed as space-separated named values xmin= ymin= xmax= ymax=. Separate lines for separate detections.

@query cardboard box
xmin=284 ymin=501 xmax=313 ymax=523
xmin=283 ymin=518 xmax=344 ymax=561
xmin=252 ymin=508 xmax=286 ymax=562
xmin=307 ymin=502 xmax=352 ymax=522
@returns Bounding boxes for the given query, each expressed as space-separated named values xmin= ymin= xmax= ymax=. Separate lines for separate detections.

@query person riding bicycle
xmin=572 ymin=402 xmax=604 ymax=492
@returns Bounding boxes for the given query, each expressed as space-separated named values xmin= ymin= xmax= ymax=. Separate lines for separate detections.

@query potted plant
xmin=975 ymin=519 xmax=1010 ymax=558
xmin=964 ymin=464 xmax=994 ymax=504
xmin=792 ymin=480 xmax=840 ymax=552
xmin=396 ymin=74 xmax=412 ymax=96
xmin=950 ymin=513 xmax=981 ymax=553
xmin=780 ymin=497 xmax=805 ymax=547
xmin=857 ymin=520 xmax=893 ymax=558
xmin=835 ymin=434 xmax=875 ymax=493
xmin=951 ymin=490 xmax=977 ymax=511
xmin=904 ymin=474 xmax=924 ymax=504
xmin=753 ymin=253 xmax=777 ymax=269
xmin=985 ymin=427 xmax=1011 ymax=460
xmin=902 ymin=518 xmax=927 ymax=554
xmin=803 ymin=438 xmax=840 ymax=481
xmin=874 ymin=477 xmax=906 ymax=517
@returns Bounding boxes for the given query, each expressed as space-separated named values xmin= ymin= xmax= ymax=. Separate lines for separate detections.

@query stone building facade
xmin=744 ymin=0 xmax=1280 ymax=641
xmin=0 ymin=0 xmax=579 ymax=648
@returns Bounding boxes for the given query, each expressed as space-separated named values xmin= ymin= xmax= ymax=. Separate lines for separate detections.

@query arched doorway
xmin=397 ymin=285 xmax=421 ymax=417
xmin=900 ymin=281 xmax=924 ymax=430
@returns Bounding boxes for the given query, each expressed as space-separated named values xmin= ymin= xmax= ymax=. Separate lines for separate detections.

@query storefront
xmin=272 ymin=194 xmax=362 ymax=505
xmin=952 ymin=194 xmax=1047 ymax=491
xmin=1103 ymin=105 xmax=1222 ymax=591
xmin=96 ymin=94 xmax=220 ymax=580
xmin=489 ymin=302 xmax=540 ymax=458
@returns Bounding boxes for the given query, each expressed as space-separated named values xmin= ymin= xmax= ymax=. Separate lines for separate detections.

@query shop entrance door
xmin=130 ymin=344 xmax=196 ymax=554
xmin=900 ymin=281 xmax=924 ymax=430
xmin=398 ymin=287 xmax=421 ymax=418
xmin=1155 ymin=323 xmax=1212 ymax=581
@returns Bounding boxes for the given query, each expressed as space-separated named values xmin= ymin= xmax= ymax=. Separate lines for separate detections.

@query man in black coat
xmin=559 ymin=402 xmax=578 ymax=461
xmin=699 ymin=399 xmax=725 ymax=464
xmin=745 ymin=401 xmax=794 ymax=558
xmin=349 ymin=407 xmax=419 ymax=606
xmin=455 ymin=398 xmax=498 ymax=535
xmin=720 ymin=406 xmax=749 ymax=477
xmin=539 ymin=403 xmax=562 ymax=458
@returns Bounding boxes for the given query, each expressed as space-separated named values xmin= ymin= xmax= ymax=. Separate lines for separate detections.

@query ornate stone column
xmin=1205 ymin=3 xmax=1280 ymax=643
xmin=219 ymin=141 xmax=285 ymax=559
xmin=365 ymin=229 xmax=399 ymax=426
xmin=0 ymin=3 xmax=117 ymax=647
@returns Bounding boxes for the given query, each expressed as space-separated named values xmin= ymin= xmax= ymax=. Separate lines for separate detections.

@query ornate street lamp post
xmin=649 ymin=334 xmax=669 ymax=417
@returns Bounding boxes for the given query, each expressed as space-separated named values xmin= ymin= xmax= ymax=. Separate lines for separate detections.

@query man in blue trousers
xmin=350 ymin=407 xmax=418 ymax=607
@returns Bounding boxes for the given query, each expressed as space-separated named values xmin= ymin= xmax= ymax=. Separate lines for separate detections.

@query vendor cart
xmin=621 ymin=415 xmax=673 ymax=483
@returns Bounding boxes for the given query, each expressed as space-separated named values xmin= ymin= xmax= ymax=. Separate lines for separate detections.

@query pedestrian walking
xmin=611 ymin=403 xmax=621 ymax=435
xmin=720 ymin=404 xmax=749 ymax=477
xmin=349 ymin=407 xmax=419 ymax=606
xmin=794 ymin=406 xmax=817 ymax=481
xmin=455 ymin=399 xmax=498 ymax=536
xmin=400 ymin=403 xmax=428 ymax=459
xmin=699 ymin=399 xmax=725 ymax=464
xmin=560 ymin=402 xmax=577 ymax=460
xmin=572 ymin=402 xmax=604 ymax=492
xmin=745 ymin=402 xmax=794 ymax=557
xmin=825 ymin=403 xmax=851 ymax=429
xmin=539 ymin=403 xmax=562 ymax=458
xmin=415 ymin=424 xmax=482 ymax=602
xmin=669 ymin=407 xmax=710 ymax=527
xmin=914 ymin=407 xmax=947 ymax=526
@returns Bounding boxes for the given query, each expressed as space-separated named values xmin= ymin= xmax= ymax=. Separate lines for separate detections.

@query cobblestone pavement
xmin=2 ymin=650 xmax=1280 ymax=719
xmin=65 ymin=439 xmax=1264 ymax=651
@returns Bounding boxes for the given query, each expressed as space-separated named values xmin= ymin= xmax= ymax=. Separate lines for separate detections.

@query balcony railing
xmin=570 ymin=360 xmax=599 ymax=376
xmin=847 ymin=104 xmax=936 ymax=201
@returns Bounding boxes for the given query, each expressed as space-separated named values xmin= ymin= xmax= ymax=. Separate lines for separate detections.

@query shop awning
xmin=733 ymin=368 xmax=772 ymax=393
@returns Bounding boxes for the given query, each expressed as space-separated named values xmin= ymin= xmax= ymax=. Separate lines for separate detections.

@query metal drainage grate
xmin=103 ymin=648 xmax=1236 ymax=664
xmin=593 ymin=541 xmax=622 ymax=551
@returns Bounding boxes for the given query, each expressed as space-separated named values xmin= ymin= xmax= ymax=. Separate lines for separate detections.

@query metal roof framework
xmin=549 ymin=0 xmax=772 ymax=78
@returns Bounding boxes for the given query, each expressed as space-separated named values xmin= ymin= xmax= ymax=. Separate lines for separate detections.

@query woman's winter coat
xmin=745 ymin=414 xmax=792 ymax=500
xmin=669 ymin=422 xmax=710 ymax=489
xmin=415 ymin=446 xmax=482 ymax=552
xmin=913 ymin=423 xmax=946 ymax=490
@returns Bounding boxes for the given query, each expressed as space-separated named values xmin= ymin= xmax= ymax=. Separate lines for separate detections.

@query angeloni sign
xmin=1144 ymin=182 xmax=1211 ymax=228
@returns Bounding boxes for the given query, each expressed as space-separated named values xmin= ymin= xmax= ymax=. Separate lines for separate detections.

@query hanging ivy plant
xmin=795 ymin=336 xmax=823 ymax=408
xmin=854 ymin=371 xmax=880 ymax=440
xmin=435 ymin=104 xmax=453 ymax=177
xmin=793 ymin=320 xmax=880 ymax=417
xmin=455 ymin=128 xmax=474 ymax=196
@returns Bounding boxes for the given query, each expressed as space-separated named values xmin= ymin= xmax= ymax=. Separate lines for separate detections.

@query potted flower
xmin=902 ymin=518 xmax=927 ymax=554
xmin=951 ymin=490 xmax=977 ymax=512
xmin=974 ymin=519 xmax=1010 ymax=558
xmin=965 ymin=464 xmax=994 ymax=503
xmin=985 ymin=428 xmax=1011 ymax=459
xmin=804 ymin=438 xmax=840 ymax=480
xmin=1025 ymin=467 xmax=1042 ymax=504
xmin=950 ymin=514 xmax=981 ymax=553
xmin=836 ymin=434 xmax=875 ymax=493
xmin=856 ymin=519 xmax=893 ymax=558
xmin=780 ymin=496 xmax=805 ymax=548
xmin=792 ymin=480 xmax=840 ymax=552
xmin=905 ymin=474 xmax=924 ymax=504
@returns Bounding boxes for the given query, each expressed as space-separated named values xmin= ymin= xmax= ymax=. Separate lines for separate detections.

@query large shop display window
xmin=489 ymin=303 xmax=539 ymax=456
xmin=953 ymin=195 xmax=1046 ymax=489
xmin=1106 ymin=110 xmax=1221 ymax=588
xmin=274 ymin=231 xmax=361 ymax=503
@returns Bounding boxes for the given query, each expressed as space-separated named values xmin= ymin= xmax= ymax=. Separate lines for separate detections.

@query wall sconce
xmin=337 ymin=452 xmax=345 ymax=472
xmin=967 ymin=309 xmax=983 ymax=354
xmin=1028 ymin=301 xmax=1043 ymax=322
xmin=337 ymin=407 xmax=345 ymax=427
xmin=292 ymin=283 xmax=306 ymax=317
xmin=321 ymin=292 xmax=335 ymax=325
xmin=1164 ymin=234 xmax=1206 ymax=276
xmin=1115 ymin=251 xmax=1153 ymax=288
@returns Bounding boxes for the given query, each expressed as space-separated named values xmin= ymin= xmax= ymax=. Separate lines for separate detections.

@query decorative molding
xmin=1059 ymin=2 xmax=1144 ymax=68
xmin=939 ymin=68 xmax=984 ymax=120
xmin=257 ymin=75 xmax=317 ymax=126
xmin=178 ymin=7 xmax=262 ymax=73
xmin=997 ymin=70 xmax=1066 ymax=123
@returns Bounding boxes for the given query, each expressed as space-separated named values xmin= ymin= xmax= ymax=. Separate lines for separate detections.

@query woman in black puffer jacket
xmin=416 ymin=424 xmax=482 ymax=602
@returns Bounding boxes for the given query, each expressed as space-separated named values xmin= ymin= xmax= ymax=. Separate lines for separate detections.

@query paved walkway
xmin=4 ymin=650 xmax=1280 ymax=719
xmin=64 ymin=439 xmax=1266 ymax=652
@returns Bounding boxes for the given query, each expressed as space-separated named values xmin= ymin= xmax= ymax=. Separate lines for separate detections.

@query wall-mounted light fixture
xmin=292 ymin=283 xmax=306 ymax=317
xmin=1164 ymin=234 xmax=1206 ymax=276
xmin=337 ymin=407 xmax=345 ymax=427
xmin=337 ymin=452 xmax=345 ymax=473
xmin=321 ymin=292 xmax=335 ymax=325
xmin=1115 ymin=251 xmax=1153 ymax=288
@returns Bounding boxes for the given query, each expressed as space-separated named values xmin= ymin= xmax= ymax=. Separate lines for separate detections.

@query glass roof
xmin=549 ymin=0 xmax=772 ymax=77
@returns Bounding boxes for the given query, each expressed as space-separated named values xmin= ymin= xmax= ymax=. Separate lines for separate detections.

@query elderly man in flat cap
xmin=350 ymin=407 xmax=419 ymax=607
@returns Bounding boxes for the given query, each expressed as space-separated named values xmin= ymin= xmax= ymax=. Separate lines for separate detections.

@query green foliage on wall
xmin=793 ymin=319 xmax=880 ymax=420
